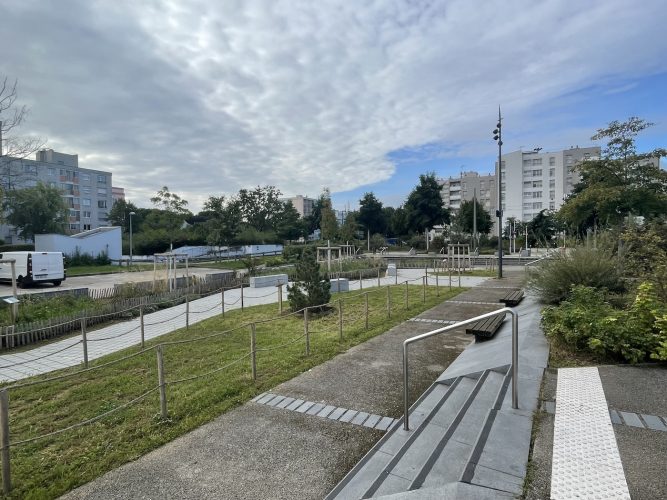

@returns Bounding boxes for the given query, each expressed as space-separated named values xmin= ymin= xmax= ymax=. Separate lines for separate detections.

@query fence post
xmin=338 ymin=299 xmax=343 ymax=340
xmin=377 ymin=269 xmax=381 ymax=287
xmin=250 ymin=323 xmax=257 ymax=381
xmin=364 ymin=292 xmax=369 ymax=330
xmin=304 ymin=308 xmax=310 ymax=356
xmin=81 ymin=316 xmax=89 ymax=368
xmin=459 ymin=266 xmax=462 ymax=288
xmin=449 ymin=265 xmax=452 ymax=291
xmin=422 ymin=276 xmax=426 ymax=303
xmin=436 ymin=272 xmax=440 ymax=297
xmin=185 ymin=295 xmax=190 ymax=330
xmin=0 ymin=389 xmax=10 ymax=495
xmin=156 ymin=345 xmax=168 ymax=419
xmin=221 ymin=288 xmax=225 ymax=318
xmin=278 ymin=284 xmax=283 ymax=314
xmin=395 ymin=269 xmax=398 ymax=285
xmin=241 ymin=281 xmax=245 ymax=311
xmin=359 ymin=271 xmax=363 ymax=290
xmin=386 ymin=286 xmax=391 ymax=318
xmin=405 ymin=281 xmax=409 ymax=310
xmin=140 ymin=307 xmax=145 ymax=348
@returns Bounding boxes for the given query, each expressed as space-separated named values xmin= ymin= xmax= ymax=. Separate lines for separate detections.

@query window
xmin=60 ymin=169 xmax=66 ymax=176
xmin=532 ymin=158 xmax=542 ymax=166
xmin=70 ymin=223 xmax=79 ymax=230
xmin=81 ymin=173 xmax=90 ymax=182
xmin=83 ymin=211 xmax=91 ymax=218
xmin=523 ymin=192 xmax=532 ymax=198
xmin=523 ymin=159 xmax=532 ymax=166
xmin=549 ymin=202 xmax=555 ymax=210
xmin=584 ymin=153 xmax=590 ymax=158
xmin=549 ymin=168 xmax=555 ymax=177
xmin=23 ymin=164 xmax=37 ymax=174
xmin=533 ymin=202 xmax=542 ymax=209
xmin=533 ymin=181 xmax=542 ymax=188
xmin=549 ymin=180 xmax=555 ymax=188
xmin=550 ymin=191 xmax=555 ymax=200
xmin=48 ymin=168 xmax=55 ymax=176
xmin=48 ymin=181 xmax=57 ymax=188
xmin=82 ymin=186 xmax=91 ymax=194
xmin=82 ymin=198 xmax=91 ymax=206
xmin=98 ymin=200 xmax=107 ymax=208
xmin=524 ymin=181 xmax=532 ymax=187
xmin=523 ymin=202 xmax=532 ymax=209
xmin=549 ymin=157 xmax=555 ymax=166
xmin=532 ymin=169 xmax=543 ymax=176
xmin=480 ymin=181 xmax=485 ymax=188
xmin=501 ymin=172 xmax=506 ymax=179
xmin=97 ymin=175 xmax=107 ymax=184
xmin=97 ymin=187 xmax=107 ymax=195
xmin=83 ymin=224 xmax=91 ymax=231
xmin=565 ymin=155 xmax=573 ymax=165
xmin=532 ymin=192 xmax=542 ymax=198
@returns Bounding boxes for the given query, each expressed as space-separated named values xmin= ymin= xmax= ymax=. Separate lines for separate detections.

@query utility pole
xmin=472 ymin=187 xmax=477 ymax=252
xmin=493 ymin=107 xmax=504 ymax=279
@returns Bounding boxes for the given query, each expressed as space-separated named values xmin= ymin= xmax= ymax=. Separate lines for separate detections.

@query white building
xmin=498 ymin=146 xmax=600 ymax=222
xmin=35 ymin=227 xmax=122 ymax=262
xmin=279 ymin=195 xmax=315 ymax=218
xmin=440 ymin=171 xmax=497 ymax=215
xmin=0 ymin=149 xmax=115 ymax=242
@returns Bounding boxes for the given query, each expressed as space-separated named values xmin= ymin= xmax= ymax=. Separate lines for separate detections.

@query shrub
xmin=287 ymin=248 xmax=330 ymax=312
xmin=0 ymin=244 xmax=35 ymax=252
xmin=527 ymin=245 xmax=625 ymax=304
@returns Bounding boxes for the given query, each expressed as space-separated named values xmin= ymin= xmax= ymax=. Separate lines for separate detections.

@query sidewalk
xmin=0 ymin=269 xmax=488 ymax=383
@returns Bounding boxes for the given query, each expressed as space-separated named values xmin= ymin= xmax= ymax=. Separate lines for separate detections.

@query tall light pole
xmin=493 ymin=107 xmax=503 ymax=279
xmin=129 ymin=211 xmax=136 ymax=267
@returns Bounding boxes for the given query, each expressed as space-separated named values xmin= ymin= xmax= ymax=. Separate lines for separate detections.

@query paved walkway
xmin=0 ymin=269 xmax=488 ymax=383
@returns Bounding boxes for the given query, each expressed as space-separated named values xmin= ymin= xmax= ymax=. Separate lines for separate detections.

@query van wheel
xmin=52 ymin=280 xmax=62 ymax=287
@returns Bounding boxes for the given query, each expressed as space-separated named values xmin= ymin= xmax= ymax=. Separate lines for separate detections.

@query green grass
xmin=66 ymin=264 xmax=154 ymax=276
xmin=1 ymin=284 xmax=465 ymax=499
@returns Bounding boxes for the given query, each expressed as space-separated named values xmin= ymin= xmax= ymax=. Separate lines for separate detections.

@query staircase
xmin=326 ymin=365 xmax=526 ymax=499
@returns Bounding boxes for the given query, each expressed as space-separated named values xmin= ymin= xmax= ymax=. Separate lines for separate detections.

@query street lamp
xmin=493 ymin=107 xmax=503 ymax=279
xmin=129 ymin=211 xmax=136 ymax=267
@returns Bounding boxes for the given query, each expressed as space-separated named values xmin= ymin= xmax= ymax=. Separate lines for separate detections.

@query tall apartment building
xmin=0 ymin=149 xmax=114 ymax=243
xmin=440 ymin=171 xmax=497 ymax=215
xmin=280 ymin=194 xmax=315 ymax=218
xmin=498 ymin=146 xmax=599 ymax=222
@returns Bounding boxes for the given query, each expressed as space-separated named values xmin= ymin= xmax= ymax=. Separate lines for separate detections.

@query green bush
xmin=527 ymin=245 xmax=625 ymax=304
xmin=542 ymin=283 xmax=667 ymax=363
xmin=66 ymin=249 xmax=111 ymax=267
xmin=287 ymin=248 xmax=330 ymax=312
xmin=0 ymin=244 xmax=35 ymax=252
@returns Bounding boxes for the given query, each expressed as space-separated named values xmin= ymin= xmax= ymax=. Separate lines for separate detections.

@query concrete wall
xmin=35 ymin=227 xmax=122 ymax=262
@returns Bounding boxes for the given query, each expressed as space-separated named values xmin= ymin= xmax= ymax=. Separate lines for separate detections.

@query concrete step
xmin=327 ymin=366 xmax=512 ymax=499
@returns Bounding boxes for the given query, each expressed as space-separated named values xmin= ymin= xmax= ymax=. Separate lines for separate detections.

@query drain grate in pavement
xmin=446 ymin=300 xmax=504 ymax=306
xmin=542 ymin=401 xmax=667 ymax=432
xmin=408 ymin=318 xmax=457 ymax=325
xmin=252 ymin=393 xmax=398 ymax=431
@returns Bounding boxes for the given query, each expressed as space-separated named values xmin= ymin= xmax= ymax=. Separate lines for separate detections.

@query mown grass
xmin=1 ymin=284 xmax=464 ymax=499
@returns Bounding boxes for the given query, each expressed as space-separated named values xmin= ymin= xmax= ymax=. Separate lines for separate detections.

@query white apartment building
xmin=0 ymin=149 xmax=114 ymax=243
xmin=440 ymin=171 xmax=497 ymax=215
xmin=498 ymin=146 xmax=600 ymax=222
xmin=280 ymin=194 xmax=315 ymax=218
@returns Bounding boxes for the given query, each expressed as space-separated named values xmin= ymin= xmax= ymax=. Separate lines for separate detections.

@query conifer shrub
xmin=287 ymin=248 xmax=330 ymax=312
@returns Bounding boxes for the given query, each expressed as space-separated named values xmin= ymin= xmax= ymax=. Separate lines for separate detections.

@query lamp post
xmin=129 ymin=211 xmax=136 ymax=267
xmin=493 ymin=107 xmax=503 ymax=279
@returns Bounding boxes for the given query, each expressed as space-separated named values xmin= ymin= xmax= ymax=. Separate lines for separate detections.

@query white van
xmin=0 ymin=251 xmax=66 ymax=287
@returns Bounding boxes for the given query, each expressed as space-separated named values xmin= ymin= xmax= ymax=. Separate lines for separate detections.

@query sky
xmin=1 ymin=0 xmax=666 ymax=213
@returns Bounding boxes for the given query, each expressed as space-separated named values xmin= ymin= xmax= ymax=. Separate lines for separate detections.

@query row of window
xmin=46 ymin=168 xmax=108 ymax=184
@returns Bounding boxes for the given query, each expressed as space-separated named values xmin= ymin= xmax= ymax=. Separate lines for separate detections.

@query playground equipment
xmin=153 ymin=252 xmax=189 ymax=291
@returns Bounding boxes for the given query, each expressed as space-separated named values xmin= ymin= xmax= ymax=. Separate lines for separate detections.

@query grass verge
xmin=2 ymin=284 xmax=465 ymax=499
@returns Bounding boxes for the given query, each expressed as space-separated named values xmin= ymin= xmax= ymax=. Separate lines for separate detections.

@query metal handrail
xmin=402 ymin=307 xmax=518 ymax=430
xmin=523 ymin=254 xmax=552 ymax=274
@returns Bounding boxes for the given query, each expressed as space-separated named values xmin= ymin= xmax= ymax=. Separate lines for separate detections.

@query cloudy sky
xmin=2 ymin=0 xmax=666 ymax=212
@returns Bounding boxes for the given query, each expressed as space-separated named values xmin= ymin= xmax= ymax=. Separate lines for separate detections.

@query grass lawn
xmin=2 ymin=284 xmax=465 ymax=499
xmin=66 ymin=264 xmax=154 ymax=276
xmin=432 ymin=269 xmax=497 ymax=278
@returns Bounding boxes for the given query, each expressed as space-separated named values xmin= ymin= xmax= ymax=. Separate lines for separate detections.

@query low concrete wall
xmin=249 ymin=274 xmax=289 ymax=288
xmin=330 ymin=278 xmax=349 ymax=293
xmin=387 ymin=264 xmax=397 ymax=276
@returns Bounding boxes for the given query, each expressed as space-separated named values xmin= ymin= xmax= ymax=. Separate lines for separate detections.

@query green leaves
xmin=4 ymin=181 xmax=68 ymax=240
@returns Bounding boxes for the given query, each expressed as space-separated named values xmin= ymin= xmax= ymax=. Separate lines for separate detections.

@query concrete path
xmin=0 ymin=269 xmax=488 ymax=383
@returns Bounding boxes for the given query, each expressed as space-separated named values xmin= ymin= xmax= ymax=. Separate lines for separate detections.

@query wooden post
xmin=364 ymin=292 xmax=369 ymax=330
xmin=0 ymin=389 xmax=10 ymax=495
xmin=405 ymin=281 xmax=409 ymax=310
xmin=377 ymin=269 xmax=381 ymax=287
xmin=395 ymin=269 xmax=398 ymax=285
xmin=359 ymin=271 xmax=363 ymax=290
xmin=241 ymin=281 xmax=244 ymax=311
xmin=278 ymin=284 xmax=283 ymax=314
xmin=185 ymin=295 xmax=189 ymax=330
xmin=140 ymin=307 xmax=145 ymax=348
xmin=250 ymin=323 xmax=257 ymax=381
xmin=459 ymin=265 xmax=462 ymax=288
xmin=304 ymin=308 xmax=310 ymax=356
xmin=436 ymin=272 xmax=439 ymax=297
xmin=221 ymin=288 xmax=225 ymax=317
xmin=338 ymin=300 xmax=343 ymax=341
xmin=422 ymin=276 xmax=426 ymax=303
xmin=449 ymin=265 xmax=452 ymax=291
xmin=81 ymin=316 xmax=88 ymax=368
xmin=156 ymin=345 xmax=168 ymax=419
xmin=386 ymin=286 xmax=391 ymax=318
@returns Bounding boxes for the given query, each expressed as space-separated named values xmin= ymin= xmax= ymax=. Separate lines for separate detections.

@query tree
xmin=528 ymin=210 xmax=559 ymax=247
xmin=201 ymin=195 xmax=242 ymax=246
xmin=405 ymin=172 xmax=450 ymax=232
xmin=150 ymin=186 xmax=191 ymax=247
xmin=287 ymin=248 xmax=331 ymax=312
xmin=319 ymin=190 xmax=338 ymax=241
xmin=304 ymin=197 xmax=323 ymax=235
xmin=339 ymin=211 xmax=360 ymax=243
xmin=456 ymin=199 xmax=492 ymax=236
xmin=389 ymin=205 xmax=410 ymax=237
xmin=275 ymin=201 xmax=305 ymax=241
xmin=559 ymin=117 xmax=667 ymax=234
xmin=358 ymin=192 xmax=386 ymax=236
xmin=4 ymin=182 xmax=68 ymax=240
xmin=236 ymin=185 xmax=283 ymax=232
xmin=108 ymin=199 xmax=140 ymax=231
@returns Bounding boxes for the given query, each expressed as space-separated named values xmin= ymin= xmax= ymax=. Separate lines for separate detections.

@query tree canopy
xmin=4 ymin=182 xmax=68 ymax=240
xmin=405 ymin=172 xmax=450 ymax=232
xmin=358 ymin=192 xmax=386 ymax=235
xmin=456 ymin=199 xmax=492 ymax=236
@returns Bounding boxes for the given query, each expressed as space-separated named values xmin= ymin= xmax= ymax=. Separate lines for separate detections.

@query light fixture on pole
xmin=129 ymin=211 xmax=136 ymax=267
xmin=493 ymin=107 xmax=503 ymax=279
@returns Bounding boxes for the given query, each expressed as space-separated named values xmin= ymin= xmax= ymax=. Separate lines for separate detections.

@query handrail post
xmin=403 ymin=342 xmax=410 ymax=430
xmin=512 ymin=310 xmax=519 ymax=409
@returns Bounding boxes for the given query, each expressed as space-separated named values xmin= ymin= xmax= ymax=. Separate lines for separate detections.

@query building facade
xmin=112 ymin=186 xmax=125 ymax=205
xmin=0 ymin=149 xmax=114 ymax=243
xmin=280 ymin=194 xmax=315 ymax=218
xmin=498 ymin=146 xmax=600 ymax=222
xmin=439 ymin=171 xmax=497 ymax=215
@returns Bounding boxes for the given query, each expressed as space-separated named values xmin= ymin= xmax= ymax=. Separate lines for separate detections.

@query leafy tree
xmin=559 ymin=117 xmax=667 ymax=234
xmin=405 ymin=172 xmax=450 ymax=232
xmin=456 ymin=199 xmax=492 ymax=236
xmin=358 ymin=192 xmax=386 ymax=236
xmin=319 ymin=191 xmax=338 ymax=241
xmin=389 ymin=205 xmax=409 ymax=237
xmin=287 ymin=248 xmax=331 ymax=311
xmin=304 ymin=197 xmax=323 ymax=235
xmin=5 ymin=182 xmax=68 ymax=240
xmin=150 ymin=186 xmax=191 ymax=248
xmin=236 ymin=185 xmax=283 ymax=232
xmin=201 ymin=195 xmax=242 ymax=246
xmin=275 ymin=201 xmax=305 ymax=241
xmin=339 ymin=211 xmax=360 ymax=243
xmin=528 ymin=210 xmax=559 ymax=247
xmin=108 ymin=199 xmax=140 ymax=232
xmin=370 ymin=233 xmax=386 ymax=252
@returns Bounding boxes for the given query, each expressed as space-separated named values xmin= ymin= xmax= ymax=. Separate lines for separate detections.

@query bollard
xmin=81 ymin=317 xmax=89 ymax=368
xmin=386 ymin=286 xmax=391 ymax=319
xmin=185 ymin=295 xmax=190 ymax=330
xmin=405 ymin=281 xmax=409 ymax=310
xmin=0 ymin=389 xmax=10 ymax=495
xmin=304 ymin=308 xmax=310 ymax=356
xmin=364 ymin=292 xmax=369 ymax=330
xmin=250 ymin=323 xmax=257 ymax=381
xmin=140 ymin=307 xmax=145 ymax=348
xmin=422 ymin=276 xmax=426 ymax=303
xmin=338 ymin=300 xmax=343 ymax=341
xmin=156 ymin=345 xmax=168 ymax=419
xmin=278 ymin=284 xmax=283 ymax=314
xmin=221 ymin=288 xmax=225 ymax=317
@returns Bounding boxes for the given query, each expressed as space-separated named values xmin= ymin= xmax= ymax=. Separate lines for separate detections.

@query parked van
xmin=0 ymin=251 xmax=66 ymax=287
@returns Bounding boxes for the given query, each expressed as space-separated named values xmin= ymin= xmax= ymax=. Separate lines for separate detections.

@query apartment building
xmin=112 ymin=186 xmax=126 ymax=205
xmin=280 ymin=194 xmax=316 ymax=218
xmin=0 ymin=149 xmax=113 ymax=243
xmin=498 ymin=146 xmax=600 ymax=222
xmin=439 ymin=171 xmax=497 ymax=215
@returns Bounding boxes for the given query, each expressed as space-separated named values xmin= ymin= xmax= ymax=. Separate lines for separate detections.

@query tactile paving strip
xmin=252 ymin=392 xmax=398 ymax=431
xmin=551 ymin=367 xmax=630 ymax=499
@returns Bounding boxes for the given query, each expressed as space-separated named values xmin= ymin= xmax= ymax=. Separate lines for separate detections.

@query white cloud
xmin=1 ymin=0 xmax=666 ymax=210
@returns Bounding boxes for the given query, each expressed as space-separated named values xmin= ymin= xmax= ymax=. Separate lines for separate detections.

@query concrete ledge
xmin=249 ymin=274 xmax=289 ymax=288
xmin=387 ymin=264 xmax=397 ymax=276
xmin=330 ymin=278 xmax=349 ymax=292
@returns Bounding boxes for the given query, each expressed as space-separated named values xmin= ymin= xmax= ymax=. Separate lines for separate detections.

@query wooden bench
xmin=499 ymin=289 xmax=524 ymax=307
xmin=465 ymin=314 xmax=505 ymax=341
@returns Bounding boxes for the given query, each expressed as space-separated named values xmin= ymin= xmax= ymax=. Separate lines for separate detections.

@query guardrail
xmin=402 ymin=307 xmax=519 ymax=430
